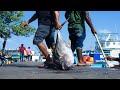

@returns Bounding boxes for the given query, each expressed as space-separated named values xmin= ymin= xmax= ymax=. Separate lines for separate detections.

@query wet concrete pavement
xmin=0 ymin=62 xmax=120 ymax=79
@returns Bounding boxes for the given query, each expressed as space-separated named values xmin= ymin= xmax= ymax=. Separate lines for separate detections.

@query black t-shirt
xmin=36 ymin=11 xmax=55 ymax=26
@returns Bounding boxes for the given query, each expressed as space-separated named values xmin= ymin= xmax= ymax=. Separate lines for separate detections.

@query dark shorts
xmin=68 ymin=28 xmax=86 ymax=52
xmin=33 ymin=24 xmax=55 ymax=48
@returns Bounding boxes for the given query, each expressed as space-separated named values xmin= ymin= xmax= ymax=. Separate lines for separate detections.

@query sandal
xmin=38 ymin=61 xmax=49 ymax=68
xmin=77 ymin=63 xmax=86 ymax=66
xmin=38 ymin=61 xmax=54 ymax=68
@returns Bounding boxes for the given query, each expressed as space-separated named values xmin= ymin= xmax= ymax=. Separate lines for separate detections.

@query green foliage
xmin=0 ymin=11 xmax=36 ymax=38
xmin=0 ymin=11 xmax=36 ymax=52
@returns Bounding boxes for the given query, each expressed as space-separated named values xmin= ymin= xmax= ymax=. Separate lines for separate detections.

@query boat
xmin=94 ymin=33 xmax=120 ymax=58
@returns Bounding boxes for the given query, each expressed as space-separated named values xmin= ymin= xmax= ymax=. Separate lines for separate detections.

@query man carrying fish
xmin=22 ymin=11 xmax=62 ymax=68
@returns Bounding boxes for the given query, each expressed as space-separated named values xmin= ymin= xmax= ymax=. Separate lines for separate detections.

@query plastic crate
xmin=90 ymin=54 xmax=100 ymax=61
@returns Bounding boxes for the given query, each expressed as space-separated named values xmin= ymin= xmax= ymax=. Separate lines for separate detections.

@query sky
xmin=0 ymin=11 xmax=120 ymax=55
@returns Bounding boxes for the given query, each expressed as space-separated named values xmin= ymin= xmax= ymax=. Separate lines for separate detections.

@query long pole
xmin=94 ymin=34 xmax=110 ymax=67
xmin=61 ymin=17 xmax=70 ymax=26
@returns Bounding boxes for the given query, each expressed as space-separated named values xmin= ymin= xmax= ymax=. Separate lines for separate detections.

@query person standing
xmin=65 ymin=11 xmax=97 ymax=66
xmin=19 ymin=44 xmax=26 ymax=62
xmin=22 ymin=11 xmax=61 ymax=68
xmin=26 ymin=47 xmax=32 ymax=62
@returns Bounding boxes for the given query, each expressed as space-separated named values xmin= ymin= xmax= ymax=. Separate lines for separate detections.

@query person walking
xmin=26 ymin=47 xmax=32 ymax=62
xmin=22 ymin=11 xmax=61 ymax=68
xmin=65 ymin=11 xmax=97 ymax=66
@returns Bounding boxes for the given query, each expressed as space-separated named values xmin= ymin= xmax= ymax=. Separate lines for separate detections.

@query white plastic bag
xmin=53 ymin=30 xmax=74 ymax=70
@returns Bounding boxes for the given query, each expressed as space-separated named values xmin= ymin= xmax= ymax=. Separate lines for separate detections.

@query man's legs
xmin=33 ymin=25 xmax=53 ymax=67
xmin=28 ymin=55 xmax=31 ymax=62
xmin=21 ymin=52 xmax=24 ymax=62
xmin=20 ymin=52 xmax=24 ymax=62
xmin=71 ymin=40 xmax=85 ymax=65
xmin=69 ymin=28 xmax=86 ymax=66
xmin=76 ymin=48 xmax=85 ymax=65
xmin=75 ymin=30 xmax=86 ymax=66
xmin=37 ymin=42 xmax=51 ymax=63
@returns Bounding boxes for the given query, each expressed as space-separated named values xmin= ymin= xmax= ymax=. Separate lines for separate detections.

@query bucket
xmin=82 ymin=56 xmax=90 ymax=62
xmin=86 ymin=57 xmax=94 ymax=65
xmin=89 ymin=57 xmax=94 ymax=62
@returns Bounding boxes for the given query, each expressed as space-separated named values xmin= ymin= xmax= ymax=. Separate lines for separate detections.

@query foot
xmin=38 ymin=62 xmax=48 ymax=68
xmin=77 ymin=62 xmax=86 ymax=66
xmin=38 ymin=61 xmax=53 ymax=68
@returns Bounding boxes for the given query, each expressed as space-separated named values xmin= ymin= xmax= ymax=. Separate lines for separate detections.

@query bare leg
xmin=28 ymin=56 xmax=30 ymax=62
xmin=37 ymin=42 xmax=51 ymax=63
xmin=76 ymin=48 xmax=86 ymax=66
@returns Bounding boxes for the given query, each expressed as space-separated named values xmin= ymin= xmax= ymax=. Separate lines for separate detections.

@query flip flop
xmin=77 ymin=63 xmax=86 ymax=66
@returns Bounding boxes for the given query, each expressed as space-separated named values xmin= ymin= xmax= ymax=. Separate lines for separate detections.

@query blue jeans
xmin=20 ymin=52 xmax=24 ymax=62
xmin=68 ymin=28 xmax=86 ymax=52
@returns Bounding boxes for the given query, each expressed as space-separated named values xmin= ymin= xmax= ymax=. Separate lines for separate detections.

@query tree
xmin=0 ymin=11 xmax=36 ymax=53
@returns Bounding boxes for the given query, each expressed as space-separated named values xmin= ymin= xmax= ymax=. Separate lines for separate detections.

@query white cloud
xmin=98 ymin=29 xmax=112 ymax=33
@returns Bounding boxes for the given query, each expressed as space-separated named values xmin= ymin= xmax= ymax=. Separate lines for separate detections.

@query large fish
xmin=53 ymin=30 xmax=74 ymax=70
